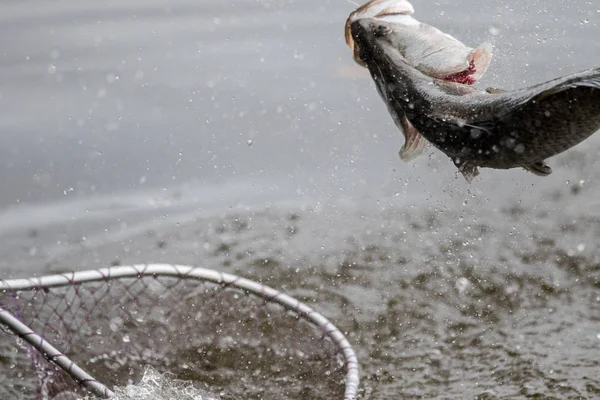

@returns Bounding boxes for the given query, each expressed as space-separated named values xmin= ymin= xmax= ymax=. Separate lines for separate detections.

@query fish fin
xmin=523 ymin=161 xmax=552 ymax=176
xmin=453 ymin=158 xmax=480 ymax=183
xmin=485 ymin=87 xmax=506 ymax=94
xmin=398 ymin=115 xmax=429 ymax=161
xmin=469 ymin=43 xmax=493 ymax=82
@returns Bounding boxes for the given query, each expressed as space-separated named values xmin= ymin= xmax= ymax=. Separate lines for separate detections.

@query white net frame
xmin=0 ymin=264 xmax=360 ymax=400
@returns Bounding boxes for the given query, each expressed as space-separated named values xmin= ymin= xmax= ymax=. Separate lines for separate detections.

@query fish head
xmin=350 ymin=18 xmax=404 ymax=69
xmin=345 ymin=0 xmax=415 ymax=67
xmin=346 ymin=0 xmax=493 ymax=83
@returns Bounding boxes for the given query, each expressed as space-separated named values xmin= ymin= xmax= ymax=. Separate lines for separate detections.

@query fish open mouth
xmin=345 ymin=0 xmax=493 ymax=86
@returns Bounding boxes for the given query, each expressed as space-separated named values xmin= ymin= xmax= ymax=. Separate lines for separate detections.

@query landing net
xmin=0 ymin=264 xmax=359 ymax=400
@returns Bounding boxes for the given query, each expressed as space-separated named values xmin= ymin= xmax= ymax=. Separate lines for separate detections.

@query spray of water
xmin=108 ymin=366 xmax=219 ymax=400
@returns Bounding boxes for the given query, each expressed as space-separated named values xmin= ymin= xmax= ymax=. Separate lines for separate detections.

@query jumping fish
xmin=349 ymin=17 xmax=600 ymax=181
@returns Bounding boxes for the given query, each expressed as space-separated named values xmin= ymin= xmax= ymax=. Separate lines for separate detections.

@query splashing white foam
xmin=83 ymin=366 xmax=219 ymax=400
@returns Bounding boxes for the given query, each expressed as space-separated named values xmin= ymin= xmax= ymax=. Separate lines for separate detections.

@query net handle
xmin=0 ymin=308 xmax=115 ymax=398
xmin=1 ymin=264 xmax=360 ymax=400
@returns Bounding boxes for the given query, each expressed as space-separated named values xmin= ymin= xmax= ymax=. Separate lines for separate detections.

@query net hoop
xmin=0 ymin=307 xmax=114 ymax=398
xmin=0 ymin=264 xmax=360 ymax=400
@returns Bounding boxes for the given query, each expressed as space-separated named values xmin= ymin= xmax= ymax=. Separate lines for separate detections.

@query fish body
xmin=345 ymin=0 xmax=492 ymax=161
xmin=351 ymin=18 xmax=600 ymax=180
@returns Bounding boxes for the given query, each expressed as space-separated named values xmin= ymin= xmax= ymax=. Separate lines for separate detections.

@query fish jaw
xmin=345 ymin=0 xmax=493 ymax=85
xmin=348 ymin=0 xmax=414 ymax=25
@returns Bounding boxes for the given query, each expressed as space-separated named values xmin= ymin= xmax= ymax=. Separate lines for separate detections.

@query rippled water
xmin=1 ymin=0 xmax=600 ymax=398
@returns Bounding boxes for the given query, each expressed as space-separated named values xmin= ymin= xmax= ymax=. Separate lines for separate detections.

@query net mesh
xmin=0 ymin=266 xmax=357 ymax=400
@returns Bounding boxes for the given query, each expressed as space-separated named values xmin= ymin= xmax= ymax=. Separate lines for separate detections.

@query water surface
xmin=1 ymin=0 xmax=599 ymax=398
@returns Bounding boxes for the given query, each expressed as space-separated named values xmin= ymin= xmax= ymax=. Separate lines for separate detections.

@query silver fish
xmin=350 ymin=18 xmax=600 ymax=181
xmin=345 ymin=0 xmax=492 ymax=161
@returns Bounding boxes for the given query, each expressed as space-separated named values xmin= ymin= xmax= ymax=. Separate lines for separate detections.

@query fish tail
xmin=574 ymin=74 xmax=600 ymax=90
xmin=538 ymin=69 xmax=600 ymax=98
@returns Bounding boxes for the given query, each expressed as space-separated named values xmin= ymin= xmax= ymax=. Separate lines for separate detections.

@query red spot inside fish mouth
xmin=444 ymin=60 xmax=477 ymax=85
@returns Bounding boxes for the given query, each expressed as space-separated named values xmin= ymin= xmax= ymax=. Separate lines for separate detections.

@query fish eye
xmin=374 ymin=25 xmax=392 ymax=37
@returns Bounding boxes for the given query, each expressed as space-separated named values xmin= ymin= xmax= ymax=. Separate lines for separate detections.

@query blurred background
xmin=0 ymin=0 xmax=599 ymax=398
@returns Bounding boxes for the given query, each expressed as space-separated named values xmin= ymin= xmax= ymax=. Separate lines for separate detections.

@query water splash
xmin=108 ymin=366 xmax=219 ymax=400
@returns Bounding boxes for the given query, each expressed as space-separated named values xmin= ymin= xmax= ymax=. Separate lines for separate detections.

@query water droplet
xmin=109 ymin=317 xmax=124 ymax=332
xmin=489 ymin=26 xmax=500 ymax=36
xmin=247 ymin=140 xmax=253 ymax=146
xmin=505 ymin=284 xmax=518 ymax=294
xmin=456 ymin=277 xmax=470 ymax=294
xmin=577 ymin=243 xmax=585 ymax=252
xmin=47 ymin=64 xmax=57 ymax=74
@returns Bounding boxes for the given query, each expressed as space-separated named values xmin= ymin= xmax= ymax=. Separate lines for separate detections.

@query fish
xmin=349 ymin=17 xmax=600 ymax=181
xmin=345 ymin=0 xmax=493 ymax=160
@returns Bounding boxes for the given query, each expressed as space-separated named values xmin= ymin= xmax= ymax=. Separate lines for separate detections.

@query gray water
xmin=1 ymin=0 xmax=600 ymax=398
